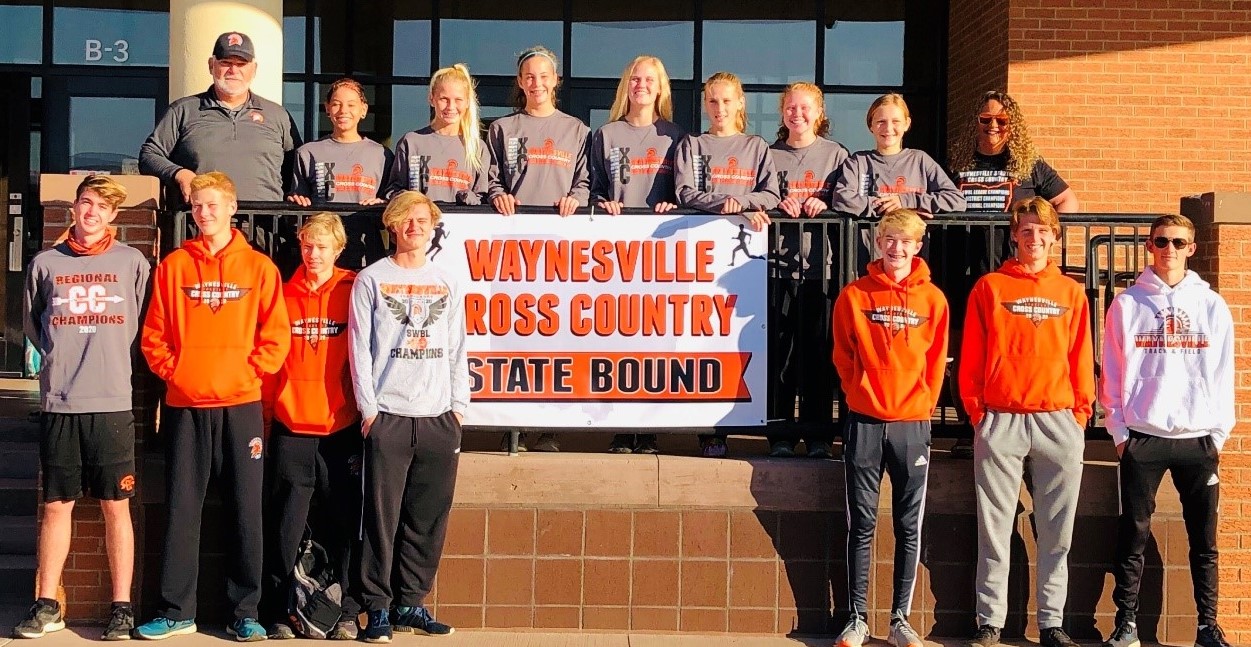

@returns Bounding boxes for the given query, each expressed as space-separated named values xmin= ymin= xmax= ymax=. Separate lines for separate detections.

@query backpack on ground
xmin=288 ymin=535 xmax=344 ymax=639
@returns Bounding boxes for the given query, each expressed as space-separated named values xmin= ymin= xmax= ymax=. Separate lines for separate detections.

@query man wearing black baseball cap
xmin=139 ymin=31 xmax=301 ymax=205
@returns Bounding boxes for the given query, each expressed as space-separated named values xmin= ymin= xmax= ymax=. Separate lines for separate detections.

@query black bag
xmin=288 ymin=536 xmax=344 ymax=639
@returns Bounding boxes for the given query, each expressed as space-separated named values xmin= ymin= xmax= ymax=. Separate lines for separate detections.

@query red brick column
xmin=1184 ymin=193 xmax=1251 ymax=642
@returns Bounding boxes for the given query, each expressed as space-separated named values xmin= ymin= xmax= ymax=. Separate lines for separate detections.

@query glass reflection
xmin=825 ymin=93 xmax=875 ymax=153
xmin=439 ymin=20 xmax=563 ymax=76
xmin=390 ymin=85 xmax=430 ymax=149
xmin=392 ymin=21 xmax=432 ymax=77
xmin=703 ymin=21 xmax=813 ymax=85
xmin=0 ymin=5 xmax=41 ymax=64
xmin=825 ymin=20 xmax=904 ymax=86
xmin=69 ymin=96 xmax=154 ymax=172
xmin=284 ymin=16 xmax=305 ymax=74
xmin=571 ymin=22 xmax=694 ymax=79
xmin=53 ymin=7 xmax=168 ymax=66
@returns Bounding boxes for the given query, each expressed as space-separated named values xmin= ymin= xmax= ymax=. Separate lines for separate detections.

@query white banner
xmin=429 ymin=212 xmax=768 ymax=428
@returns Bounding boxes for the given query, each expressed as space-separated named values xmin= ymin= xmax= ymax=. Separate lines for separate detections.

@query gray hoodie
xmin=673 ymin=133 xmax=781 ymax=212
xmin=24 ymin=241 xmax=151 ymax=413
xmin=831 ymin=148 xmax=967 ymax=217
xmin=385 ymin=127 xmax=488 ymax=205
xmin=486 ymin=111 xmax=591 ymax=206
xmin=590 ymin=119 xmax=685 ymax=208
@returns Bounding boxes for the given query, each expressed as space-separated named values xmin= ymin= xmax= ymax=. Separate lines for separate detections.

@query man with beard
xmin=140 ymin=31 xmax=301 ymax=204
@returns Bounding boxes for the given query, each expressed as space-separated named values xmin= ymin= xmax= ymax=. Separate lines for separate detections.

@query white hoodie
xmin=1100 ymin=266 xmax=1234 ymax=449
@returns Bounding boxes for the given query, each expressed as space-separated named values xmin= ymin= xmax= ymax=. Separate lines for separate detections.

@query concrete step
xmin=0 ymin=515 xmax=37 ymax=555
xmin=0 ymin=478 xmax=37 ymax=517
xmin=0 ymin=417 xmax=40 ymax=444
xmin=0 ymin=553 xmax=36 ymax=602
xmin=0 ymin=441 xmax=38 ymax=479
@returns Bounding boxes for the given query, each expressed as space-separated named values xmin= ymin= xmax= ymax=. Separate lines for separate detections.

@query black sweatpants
xmin=158 ymin=402 xmax=265 ymax=621
xmin=767 ymin=279 xmax=836 ymax=445
xmin=1113 ymin=431 xmax=1220 ymax=624
xmin=359 ymin=411 xmax=461 ymax=612
xmin=260 ymin=422 xmax=363 ymax=625
xmin=843 ymin=411 xmax=930 ymax=616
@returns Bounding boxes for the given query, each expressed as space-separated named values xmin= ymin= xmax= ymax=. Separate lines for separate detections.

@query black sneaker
xmin=102 ymin=605 xmax=136 ymax=641
xmin=1041 ymin=627 xmax=1079 ymax=647
xmin=965 ymin=625 xmax=1001 ymax=647
xmin=532 ymin=433 xmax=560 ymax=452
xmin=769 ymin=440 xmax=796 ymax=457
xmin=1196 ymin=624 xmax=1232 ymax=647
xmin=608 ymin=434 xmax=633 ymax=453
xmin=363 ymin=609 xmax=392 ymax=644
xmin=392 ymin=605 xmax=454 ymax=636
xmin=1102 ymin=620 xmax=1139 ymax=647
xmin=12 ymin=599 xmax=65 ymax=639
xmin=634 ymin=435 xmax=660 ymax=455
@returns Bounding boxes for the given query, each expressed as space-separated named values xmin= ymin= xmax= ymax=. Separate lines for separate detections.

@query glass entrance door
xmin=42 ymin=75 xmax=165 ymax=174
xmin=0 ymin=73 xmax=34 ymax=375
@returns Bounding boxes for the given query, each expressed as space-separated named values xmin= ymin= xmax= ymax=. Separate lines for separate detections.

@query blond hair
xmin=1010 ymin=196 xmax=1060 ymax=236
xmin=949 ymin=91 xmax=1042 ymax=183
xmin=775 ymin=82 xmax=830 ymax=142
xmin=298 ymin=212 xmax=347 ymax=252
xmin=511 ymin=45 xmax=560 ymax=110
xmin=430 ymin=64 xmax=484 ymax=171
xmin=704 ymin=72 xmax=747 ymax=134
xmin=865 ymin=92 xmax=911 ymax=129
xmin=75 ymin=175 xmax=127 ymax=209
xmin=189 ymin=171 xmax=236 ymax=201
xmin=877 ymin=209 xmax=926 ymax=240
xmin=608 ymin=56 xmax=674 ymax=122
xmin=383 ymin=190 xmax=443 ymax=231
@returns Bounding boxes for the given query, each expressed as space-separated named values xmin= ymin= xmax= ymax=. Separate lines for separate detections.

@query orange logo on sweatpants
xmin=119 ymin=474 xmax=135 ymax=492
xmin=248 ymin=437 xmax=263 ymax=459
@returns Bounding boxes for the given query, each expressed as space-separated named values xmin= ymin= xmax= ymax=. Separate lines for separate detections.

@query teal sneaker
xmin=392 ymin=606 xmax=454 ymax=636
xmin=226 ymin=618 xmax=267 ymax=642
xmin=134 ymin=617 xmax=197 ymax=640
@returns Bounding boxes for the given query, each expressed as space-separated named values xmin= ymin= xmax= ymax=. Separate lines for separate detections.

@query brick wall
xmin=1187 ymin=211 xmax=1251 ymax=640
xmin=38 ymin=205 xmax=160 ymax=622
xmin=985 ymin=1 xmax=1251 ymax=214
xmin=946 ymin=0 xmax=1010 ymax=147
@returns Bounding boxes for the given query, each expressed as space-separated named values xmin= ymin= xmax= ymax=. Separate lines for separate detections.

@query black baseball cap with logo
xmin=212 ymin=31 xmax=255 ymax=62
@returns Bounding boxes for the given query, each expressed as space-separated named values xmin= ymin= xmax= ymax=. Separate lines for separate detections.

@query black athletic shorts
xmin=40 ymin=411 xmax=137 ymax=502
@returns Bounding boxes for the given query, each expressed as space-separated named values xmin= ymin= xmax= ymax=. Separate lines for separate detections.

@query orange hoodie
xmin=264 ymin=265 xmax=359 ymax=435
xmin=958 ymin=258 xmax=1094 ymax=427
xmin=832 ymin=257 xmax=949 ymax=421
xmin=141 ymin=229 xmax=291 ymax=408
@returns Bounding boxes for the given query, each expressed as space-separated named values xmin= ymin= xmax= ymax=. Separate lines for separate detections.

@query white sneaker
xmin=837 ymin=615 xmax=870 ymax=647
xmin=889 ymin=617 xmax=925 ymax=647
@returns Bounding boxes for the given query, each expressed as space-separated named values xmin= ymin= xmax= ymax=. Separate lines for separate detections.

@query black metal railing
xmin=165 ymin=205 xmax=1161 ymax=439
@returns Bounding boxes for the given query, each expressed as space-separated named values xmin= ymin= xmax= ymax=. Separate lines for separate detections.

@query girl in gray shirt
xmin=673 ymin=71 xmax=779 ymax=236
xmin=288 ymin=79 xmax=392 ymax=206
xmin=385 ymin=64 xmax=488 ymax=205
xmin=487 ymin=46 xmax=591 ymax=217
xmin=590 ymin=55 xmax=685 ymax=216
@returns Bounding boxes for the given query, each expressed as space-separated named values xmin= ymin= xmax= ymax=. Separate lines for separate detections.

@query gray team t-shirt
xmin=290 ymin=136 xmax=392 ymax=204
xmin=590 ymin=119 xmax=685 ymax=209
xmin=487 ymin=111 xmax=591 ymax=207
xmin=673 ymin=133 xmax=780 ymax=212
xmin=831 ymin=148 xmax=967 ymax=217
xmin=386 ymin=127 xmax=488 ymax=205
xmin=770 ymin=137 xmax=849 ymax=279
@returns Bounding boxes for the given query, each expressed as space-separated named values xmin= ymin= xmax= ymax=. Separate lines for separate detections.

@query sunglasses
xmin=977 ymin=114 xmax=1010 ymax=127
xmin=1151 ymin=237 xmax=1191 ymax=249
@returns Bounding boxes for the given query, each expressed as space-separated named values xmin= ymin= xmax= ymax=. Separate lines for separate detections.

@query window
xmin=439 ymin=0 xmax=563 ymax=76
xmin=0 ymin=5 xmax=41 ymax=64
xmin=52 ymin=5 xmax=169 ymax=67
xmin=571 ymin=0 xmax=694 ymax=79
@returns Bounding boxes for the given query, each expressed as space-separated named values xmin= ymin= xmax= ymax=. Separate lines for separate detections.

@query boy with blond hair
xmin=349 ymin=191 xmax=468 ymax=643
xmin=15 ymin=175 xmax=150 ymax=640
xmin=138 ymin=171 xmax=290 ymax=641
xmin=832 ymin=210 xmax=948 ymax=647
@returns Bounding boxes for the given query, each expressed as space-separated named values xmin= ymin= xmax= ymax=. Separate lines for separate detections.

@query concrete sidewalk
xmin=0 ymin=626 xmax=844 ymax=646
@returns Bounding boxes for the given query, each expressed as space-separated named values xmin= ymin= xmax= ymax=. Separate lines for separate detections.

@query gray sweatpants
xmin=973 ymin=409 xmax=1084 ymax=630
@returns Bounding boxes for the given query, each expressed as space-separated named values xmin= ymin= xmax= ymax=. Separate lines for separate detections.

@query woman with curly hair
xmin=943 ymin=90 xmax=1079 ymax=459
xmin=949 ymin=90 xmax=1079 ymax=213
